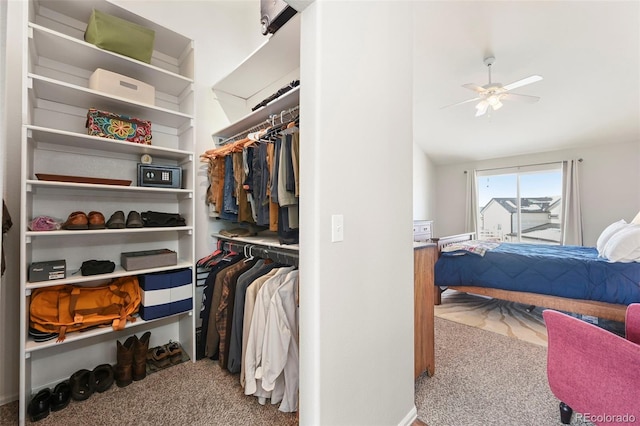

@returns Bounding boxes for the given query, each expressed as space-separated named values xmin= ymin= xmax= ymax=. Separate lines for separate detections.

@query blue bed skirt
xmin=434 ymin=243 xmax=640 ymax=305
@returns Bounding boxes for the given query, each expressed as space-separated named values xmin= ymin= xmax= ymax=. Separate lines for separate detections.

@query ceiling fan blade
xmin=502 ymin=92 xmax=541 ymax=103
xmin=475 ymin=101 xmax=489 ymax=117
xmin=503 ymin=75 xmax=543 ymax=91
xmin=440 ymin=96 xmax=481 ymax=109
xmin=462 ymin=83 xmax=486 ymax=93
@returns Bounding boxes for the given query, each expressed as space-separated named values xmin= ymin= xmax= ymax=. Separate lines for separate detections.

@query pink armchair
xmin=543 ymin=304 xmax=640 ymax=425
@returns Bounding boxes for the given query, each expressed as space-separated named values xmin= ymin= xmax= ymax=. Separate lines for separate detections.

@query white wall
xmin=413 ymin=143 xmax=436 ymax=225
xmin=434 ymin=140 xmax=640 ymax=246
xmin=299 ymin=1 xmax=416 ymax=424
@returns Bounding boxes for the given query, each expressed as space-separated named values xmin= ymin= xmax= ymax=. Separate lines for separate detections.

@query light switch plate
xmin=331 ymin=214 xmax=344 ymax=242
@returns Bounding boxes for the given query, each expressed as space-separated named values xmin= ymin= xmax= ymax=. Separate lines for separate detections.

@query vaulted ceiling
xmin=412 ymin=1 xmax=640 ymax=165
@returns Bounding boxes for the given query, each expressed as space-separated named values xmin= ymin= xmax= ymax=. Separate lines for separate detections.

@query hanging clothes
xmin=240 ymin=267 xmax=280 ymax=388
xmin=2 ymin=200 xmax=12 ymax=276
xmin=219 ymin=155 xmax=238 ymax=222
xmin=266 ymin=142 xmax=279 ymax=232
xmin=199 ymin=238 xmax=300 ymax=413
xmin=254 ymin=143 xmax=271 ymax=227
xmin=243 ymin=147 xmax=258 ymax=223
xmin=291 ymin=132 xmax=300 ymax=197
xmin=207 ymin=156 xmax=225 ymax=217
xmin=227 ymin=259 xmax=279 ymax=374
xmin=201 ymin=109 xmax=300 ymax=234
xmin=261 ymin=269 xmax=299 ymax=412
xmin=215 ymin=257 xmax=258 ymax=368
xmin=199 ymin=252 xmax=244 ymax=358
xmin=244 ymin=266 xmax=295 ymax=402
xmin=233 ymin=151 xmax=254 ymax=224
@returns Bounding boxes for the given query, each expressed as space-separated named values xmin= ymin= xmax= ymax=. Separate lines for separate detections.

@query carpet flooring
xmin=0 ymin=358 xmax=297 ymax=426
xmin=416 ymin=317 xmax=594 ymax=426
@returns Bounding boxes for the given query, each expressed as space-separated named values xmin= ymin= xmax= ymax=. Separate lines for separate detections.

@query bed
xmin=433 ymin=233 xmax=640 ymax=323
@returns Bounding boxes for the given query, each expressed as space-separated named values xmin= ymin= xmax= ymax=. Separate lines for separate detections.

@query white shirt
xmin=244 ymin=266 xmax=295 ymax=401
xmin=261 ymin=270 xmax=299 ymax=412
xmin=240 ymin=268 xmax=277 ymax=387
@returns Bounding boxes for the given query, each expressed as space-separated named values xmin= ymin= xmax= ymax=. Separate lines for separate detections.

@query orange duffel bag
xmin=30 ymin=276 xmax=141 ymax=342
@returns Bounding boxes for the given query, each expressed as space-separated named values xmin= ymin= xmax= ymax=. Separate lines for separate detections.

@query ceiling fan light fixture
xmin=487 ymin=94 xmax=500 ymax=106
xmin=442 ymin=56 xmax=543 ymax=116
xmin=475 ymin=101 xmax=489 ymax=117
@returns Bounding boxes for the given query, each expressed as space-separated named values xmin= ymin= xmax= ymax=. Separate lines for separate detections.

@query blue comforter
xmin=434 ymin=243 xmax=640 ymax=305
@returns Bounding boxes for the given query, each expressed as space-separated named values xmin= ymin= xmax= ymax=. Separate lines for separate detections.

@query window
xmin=476 ymin=163 xmax=563 ymax=244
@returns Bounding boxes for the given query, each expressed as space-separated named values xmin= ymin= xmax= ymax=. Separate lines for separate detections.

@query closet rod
xmin=218 ymin=105 xmax=300 ymax=146
xmin=269 ymin=105 xmax=299 ymax=126
xmin=218 ymin=238 xmax=299 ymax=267
xmin=218 ymin=120 xmax=273 ymax=146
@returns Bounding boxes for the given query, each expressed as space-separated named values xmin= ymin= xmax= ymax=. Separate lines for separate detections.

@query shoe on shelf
xmin=106 ymin=210 xmax=125 ymax=229
xmin=133 ymin=331 xmax=151 ymax=381
xmin=147 ymin=345 xmax=171 ymax=369
xmin=115 ymin=335 xmax=136 ymax=387
xmin=87 ymin=211 xmax=106 ymax=229
xmin=62 ymin=211 xmax=88 ymax=230
xmin=28 ymin=327 xmax=58 ymax=343
xmin=92 ymin=364 xmax=114 ymax=392
xmin=166 ymin=341 xmax=183 ymax=364
xmin=126 ymin=211 xmax=143 ymax=228
xmin=69 ymin=369 xmax=96 ymax=401
xmin=27 ymin=388 xmax=51 ymax=422
xmin=50 ymin=381 xmax=71 ymax=412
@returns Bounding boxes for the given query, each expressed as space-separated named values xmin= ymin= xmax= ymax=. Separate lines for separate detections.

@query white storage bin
xmin=89 ymin=68 xmax=155 ymax=105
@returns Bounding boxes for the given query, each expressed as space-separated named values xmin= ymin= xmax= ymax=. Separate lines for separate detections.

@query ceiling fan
xmin=444 ymin=56 xmax=543 ymax=117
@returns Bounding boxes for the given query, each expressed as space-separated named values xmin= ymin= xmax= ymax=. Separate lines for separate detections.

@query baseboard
xmin=0 ymin=392 xmax=18 ymax=407
xmin=398 ymin=405 xmax=418 ymax=426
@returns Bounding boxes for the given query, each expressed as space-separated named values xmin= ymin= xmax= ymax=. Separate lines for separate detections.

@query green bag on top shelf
xmin=84 ymin=9 xmax=155 ymax=64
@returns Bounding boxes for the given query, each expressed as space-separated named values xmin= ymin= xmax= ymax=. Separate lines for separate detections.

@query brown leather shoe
xmin=62 ymin=211 xmax=88 ymax=230
xmin=166 ymin=341 xmax=183 ymax=364
xmin=115 ymin=335 xmax=135 ymax=387
xmin=132 ymin=331 xmax=150 ymax=381
xmin=87 ymin=211 xmax=106 ymax=229
xmin=147 ymin=345 xmax=171 ymax=369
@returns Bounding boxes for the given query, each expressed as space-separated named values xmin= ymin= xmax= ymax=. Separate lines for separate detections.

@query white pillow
xmin=596 ymin=219 xmax=628 ymax=255
xmin=632 ymin=210 xmax=640 ymax=225
xmin=602 ymin=225 xmax=640 ymax=262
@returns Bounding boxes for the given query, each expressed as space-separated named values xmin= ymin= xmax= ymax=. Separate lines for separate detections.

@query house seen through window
xmin=477 ymin=163 xmax=563 ymax=244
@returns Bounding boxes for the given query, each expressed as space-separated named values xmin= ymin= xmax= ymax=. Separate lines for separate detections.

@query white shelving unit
xmin=19 ymin=0 xmax=195 ymax=422
xmin=212 ymin=14 xmax=300 ymax=100
xmin=211 ymin=14 xmax=301 ymax=133
xmin=209 ymin=13 xmax=301 ymax=236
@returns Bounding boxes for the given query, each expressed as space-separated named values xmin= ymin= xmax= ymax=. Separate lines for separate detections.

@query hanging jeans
xmin=220 ymin=155 xmax=238 ymax=222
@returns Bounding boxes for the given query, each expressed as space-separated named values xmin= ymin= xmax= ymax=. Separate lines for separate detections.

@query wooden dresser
xmin=414 ymin=242 xmax=437 ymax=378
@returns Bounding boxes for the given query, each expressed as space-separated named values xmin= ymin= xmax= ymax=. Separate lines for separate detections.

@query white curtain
xmin=561 ymin=159 xmax=583 ymax=245
xmin=464 ymin=170 xmax=478 ymax=235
